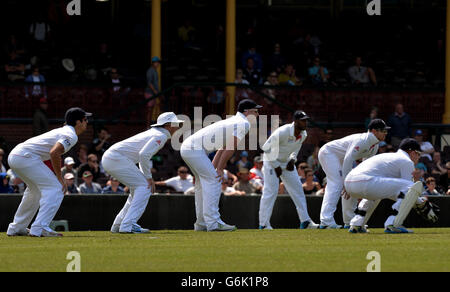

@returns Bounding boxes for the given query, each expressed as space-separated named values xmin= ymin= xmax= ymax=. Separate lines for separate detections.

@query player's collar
xmin=290 ymin=122 xmax=306 ymax=140
xmin=236 ymin=111 xmax=248 ymax=121
xmin=367 ymin=131 xmax=380 ymax=143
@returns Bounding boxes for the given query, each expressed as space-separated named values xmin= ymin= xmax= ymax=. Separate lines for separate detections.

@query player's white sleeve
xmin=400 ymin=160 xmax=415 ymax=181
xmin=342 ymin=141 xmax=362 ymax=180
xmin=261 ymin=129 xmax=284 ymax=169
xmin=138 ymin=135 xmax=167 ymax=179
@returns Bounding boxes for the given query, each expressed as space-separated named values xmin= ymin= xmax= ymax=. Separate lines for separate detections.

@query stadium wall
xmin=0 ymin=194 xmax=448 ymax=231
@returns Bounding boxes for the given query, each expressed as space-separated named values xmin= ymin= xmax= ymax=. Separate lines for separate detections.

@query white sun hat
xmin=151 ymin=112 xmax=184 ymax=127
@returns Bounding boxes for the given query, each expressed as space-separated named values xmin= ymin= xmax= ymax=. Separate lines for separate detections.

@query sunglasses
xmin=179 ymin=171 xmax=188 ymax=174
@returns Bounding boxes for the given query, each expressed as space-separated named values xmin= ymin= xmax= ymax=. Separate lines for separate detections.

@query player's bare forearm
xmin=216 ymin=149 xmax=235 ymax=170
xmin=50 ymin=143 xmax=65 ymax=184
xmin=212 ymin=150 xmax=224 ymax=169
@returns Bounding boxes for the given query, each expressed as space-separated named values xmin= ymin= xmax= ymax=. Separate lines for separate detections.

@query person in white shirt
xmin=318 ymin=119 xmax=389 ymax=229
xmin=156 ymin=166 xmax=194 ymax=193
xmin=249 ymin=156 xmax=264 ymax=188
xmin=7 ymin=107 xmax=91 ymax=237
xmin=259 ymin=111 xmax=318 ymax=230
xmin=344 ymin=139 xmax=431 ymax=233
xmin=102 ymin=112 xmax=183 ymax=234
xmin=180 ymin=99 xmax=261 ymax=232
xmin=413 ymin=129 xmax=434 ymax=161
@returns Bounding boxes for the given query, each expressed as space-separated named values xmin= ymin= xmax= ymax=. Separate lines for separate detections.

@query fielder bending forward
xmin=102 ymin=112 xmax=183 ymax=233
xmin=259 ymin=110 xmax=319 ymax=230
xmin=318 ymin=119 xmax=389 ymax=229
xmin=181 ymin=99 xmax=261 ymax=231
xmin=7 ymin=107 xmax=91 ymax=237
xmin=344 ymin=138 xmax=433 ymax=233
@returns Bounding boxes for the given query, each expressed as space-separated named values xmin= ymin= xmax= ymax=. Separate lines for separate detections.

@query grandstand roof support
xmin=444 ymin=0 xmax=450 ymax=123
xmin=225 ymin=0 xmax=236 ymax=115
xmin=151 ymin=0 xmax=162 ymax=90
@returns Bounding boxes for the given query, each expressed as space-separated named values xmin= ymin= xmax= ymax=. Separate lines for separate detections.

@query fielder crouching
xmin=344 ymin=138 xmax=436 ymax=234
xmin=102 ymin=112 xmax=183 ymax=234
xmin=258 ymin=110 xmax=318 ymax=230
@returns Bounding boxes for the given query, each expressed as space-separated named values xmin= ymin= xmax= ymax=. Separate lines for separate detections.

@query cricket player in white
xmin=344 ymin=138 xmax=428 ymax=233
xmin=259 ymin=110 xmax=318 ymax=230
xmin=7 ymin=107 xmax=91 ymax=237
xmin=181 ymin=99 xmax=261 ymax=231
xmin=318 ymin=119 xmax=389 ymax=229
xmin=102 ymin=112 xmax=183 ymax=233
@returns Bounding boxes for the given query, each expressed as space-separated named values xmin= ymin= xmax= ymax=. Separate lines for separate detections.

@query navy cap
xmin=237 ymin=99 xmax=262 ymax=113
xmin=151 ymin=56 xmax=161 ymax=63
xmin=399 ymin=138 xmax=422 ymax=152
xmin=65 ymin=107 xmax=92 ymax=126
xmin=294 ymin=110 xmax=310 ymax=120
xmin=368 ymin=119 xmax=391 ymax=131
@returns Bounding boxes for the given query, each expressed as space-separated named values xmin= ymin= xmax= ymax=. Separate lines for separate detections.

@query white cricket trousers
xmin=180 ymin=147 xmax=224 ymax=231
xmin=259 ymin=164 xmax=311 ymax=228
xmin=344 ymin=176 xmax=414 ymax=227
xmin=102 ymin=151 xmax=152 ymax=233
xmin=7 ymin=150 xmax=64 ymax=237
xmin=318 ymin=148 xmax=358 ymax=226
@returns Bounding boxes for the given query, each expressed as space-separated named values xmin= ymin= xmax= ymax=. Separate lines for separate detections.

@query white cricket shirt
xmin=165 ymin=175 xmax=194 ymax=192
xmin=262 ymin=122 xmax=307 ymax=169
xmin=345 ymin=150 xmax=414 ymax=182
xmin=107 ymin=127 xmax=171 ymax=179
xmin=13 ymin=125 xmax=78 ymax=161
xmin=181 ymin=112 xmax=251 ymax=154
xmin=321 ymin=131 xmax=380 ymax=179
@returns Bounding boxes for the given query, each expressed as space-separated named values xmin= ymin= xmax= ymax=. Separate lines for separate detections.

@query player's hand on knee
xmin=147 ymin=178 xmax=155 ymax=193
xmin=341 ymin=188 xmax=350 ymax=200
xmin=275 ymin=167 xmax=282 ymax=178
xmin=286 ymin=160 xmax=295 ymax=171
xmin=216 ymin=168 xmax=224 ymax=183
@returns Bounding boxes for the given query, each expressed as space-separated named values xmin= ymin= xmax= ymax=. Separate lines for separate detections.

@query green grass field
xmin=1 ymin=228 xmax=450 ymax=272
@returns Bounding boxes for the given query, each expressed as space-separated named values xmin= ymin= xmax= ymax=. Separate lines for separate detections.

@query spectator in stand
xmin=6 ymin=169 xmax=24 ymax=193
xmin=414 ymin=162 xmax=427 ymax=183
xmin=110 ymin=68 xmax=122 ymax=92
xmin=73 ymin=144 xmax=89 ymax=169
xmin=236 ymin=151 xmax=253 ymax=170
xmin=268 ymin=43 xmax=286 ymax=74
xmin=297 ymin=162 xmax=309 ymax=182
xmin=145 ymin=56 xmax=161 ymax=124
xmin=430 ymin=151 xmax=447 ymax=175
xmin=233 ymin=168 xmax=261 ymax=194
xmin=315 ymin=177 xmax=327 ymax=196
xmin=387 ymin=103 xmax=412 ymax=149
xmin=77 ymin=154 xmax=102 ymax=183
xmin=4 ymin=51 xmax=25 ymax=81
xmin=242 ymin=57 xmax=263 ymax=85
xmin=250 ymin=156 xmax=264 ymax=188
xmin=278 ymin=64 xmax=301 ymax=86
xmin=264 ymin=71 xmax=279 ymax=101
xmin=0 ymin=173 xmax=14 ymax=193
xmin=235 ymin=68 xmax=250 ymax=101
xmin=423 ymin=177 xmax=442 ymax=196
xmin=29 ymin=16 xmax=51 ymax=43
xmin=3 ymin=34 xmax=26 ymax=57
xmin=79 ymin=171 xmax=102 ymax=194
xmin=414 ymin=129 xmax=434 ymax=162
xmin=0 ymin=148 xmax=7 ymax=173
xmin=378 ymin=141 xmax=388 ymax=154
xmin=222 ymin=180 xmax=245 ymax=196
xmin=64 ymin=173 xmax=79 ymax=195
xmin=364 ymin=107 xmax=379 ymax=131
xmin=155 ymin=166 xmax=194 ymax=193
xmin=439 ymin=162 xmax=450 ymax=194
xmin=102 ymin=176 xmax=125 ymax=194
xmin=25 ymin=67 xmax=47 ymax=99
xmin=348 ymin=56 xmax=377 ymax=87
xmin=307 ymin=146 xmax=321 ymax=173
xmin=90 ymin=127 xmax=112 ymax=159
xmin=241 ymin=44 xmax=263 ymax=71
xmin=177 ymin=19 xmax=196 ymax=48
xmin=308 ymin=57 xmax=330 ymax=86
xmin=302 ymin=168 xmax=322 ymax=195
xmin=61 ymin=157 xmax=77 ymax=184
xmin=32 ymin=98 xmax=49 ymax=137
